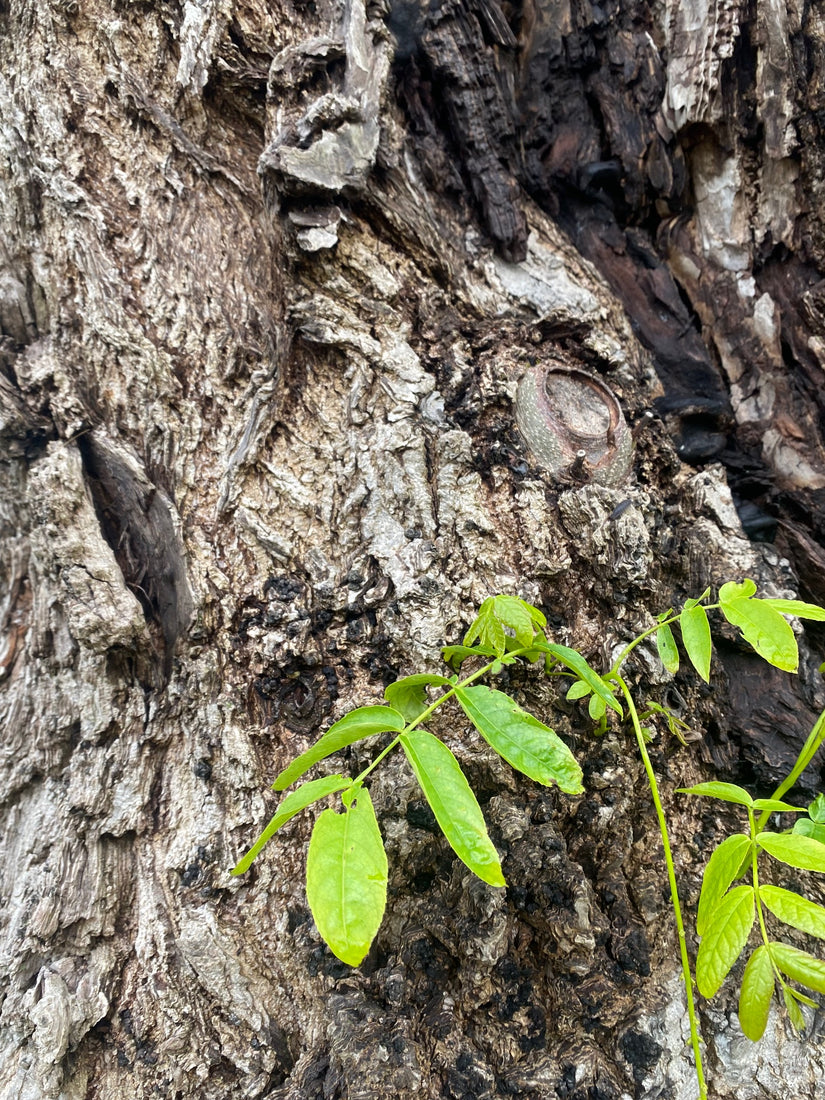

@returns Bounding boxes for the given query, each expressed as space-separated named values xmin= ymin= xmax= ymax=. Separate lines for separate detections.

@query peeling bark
xmin=2 ymin=1 xmax=825 ymax=1098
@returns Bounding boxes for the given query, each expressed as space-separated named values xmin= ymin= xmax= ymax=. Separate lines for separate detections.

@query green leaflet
xmin=759 ymin=598 xmax=825 ymax=622
xmin=273 ymin=706 xmax=406 ymax=791
xmin=756 ymin=831 xmax=825 ymax=872
xmin=232 ymin=774 xmax=352 ymax=875
xmin=679 ymin=604 xmax=712 ymax=682
xmin=533 ymin=642 xmax=622 ymax=716
xmin=385 ymin=674 xmax=453 ymax=723
xmin=464 ymin=598 xmax=506 ymax=655
xmin=400 ymin=730 xmax=505 ymax=887
xmin=679 ymin=782 xmax=753 ymax=807
xmin=719 ymin=582 xmax=798 ymax=672
xmin=696 ymin=833 xmax=752 ymax=936
xmin=455 ymin=684 xmax=584 ymax=794
xmin=656 ymin=622 xmax=680 ymax=674
xmin=782 ymin=986 xmax=806 ymax=1031
xmin=738 ymin=946 xmax=775 ymax=1041
xmin=760 ymin=885 xmax=825 ymax=940
xmin=771 ymin=941 xmax=825 ymax=994
xmin=305 ymin=787 xmax=388 ymax=967
xmin=588 ymin=693 xmax=607 ymax=721
xmin=696 ymin=884 xmax=755 ymax=998
xmin=442 ymin=643 xmax=496 ymax=670
xmin=794 ymin=794 xmax=825 ymax=844
xmin=492 ymin=595 xmax=544 ymax=647
xmin=566 ymin=681 xmax=591 ymax=701
xmin=794 ymin=818 xmax=825 ymax=845
xmin=751 ymin=798 xmax=803 ymax=813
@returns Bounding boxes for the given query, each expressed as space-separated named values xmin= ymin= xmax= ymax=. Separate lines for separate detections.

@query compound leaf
xmin=757 ymin=831 xmax=825 ymax=873
xmin=273 ymin=706 xmax=406 ymax=791
xmin=719 ymin=583 xmax=798 ymax=672
xmin=697 ymin=833 xmax=752 ymax=936
xmin=385 ymin=674 xmax=452 ymax=723
xmin=656 ymin=622 xmax=680 ymax=674
xmin=760 ymin=886 xmax=825 ymax=939
xmin=400 ymin=730 xmax=505 ymax=887
xmin=679 ymin=604 xmax=712 ymax=682
xmin=232 ymin=774 xmax=352 ymax=875
xmin=455 ymin=684 xmax=584 ymax=794
xmin=305 ymin=787 xmax=387 ymax=967
xmin=680 ymin=782 xmax=754 ymax=807
xmin=696 ymin=884 xmax=755 ymax=998
xmin=771 ymin=941 xmax=825 ymax=995
xmin=738 ymin=945 xmax=775 ymax=1041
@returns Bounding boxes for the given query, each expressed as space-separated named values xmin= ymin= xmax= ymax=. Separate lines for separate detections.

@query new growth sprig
xmin=233 ymin=582 xmax=825 ymax=1100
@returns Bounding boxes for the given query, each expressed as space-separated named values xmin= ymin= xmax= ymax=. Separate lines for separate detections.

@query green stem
xmin=350 ymin=648 xmax=534 ymax=788
xmin=757 ymin=706 xmax=825 ymax=832
xmin=616 ymin=675 xmax=708 ymax=1100
xmin=748 ymin=807 xmax=784 ymax=989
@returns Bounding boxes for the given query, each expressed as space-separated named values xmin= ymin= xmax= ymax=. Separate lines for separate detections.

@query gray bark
xmin=2 ymin=1 xmax=825 ymax=1098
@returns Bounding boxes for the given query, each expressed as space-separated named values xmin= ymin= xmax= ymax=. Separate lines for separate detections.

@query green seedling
xmin=232 ymin=583 xmax=825 ymax=1100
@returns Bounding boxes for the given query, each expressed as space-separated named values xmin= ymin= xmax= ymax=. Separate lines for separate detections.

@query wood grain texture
xmin=2 ymin=0 xmax=825 ymax=1098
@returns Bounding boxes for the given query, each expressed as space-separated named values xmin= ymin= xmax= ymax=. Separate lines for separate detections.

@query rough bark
xmin=2 ymin=1 xmax=825 ymax=1099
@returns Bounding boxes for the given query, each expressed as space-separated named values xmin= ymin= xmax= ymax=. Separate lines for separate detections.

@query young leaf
xmin=758 ymin=598 xmax=825 ymax=622
xmin=535 ymin=642 xmax=622 ymax=716
xmin=809 ymin=793 xmax=825 ymax=824
xmin=400 ymin=730 xmax=505 ymax=887
xmin=679 ymin=604 xmax=712 ymax=682
xmin=273 ymin=706 xmax=406 ymax=791
xmin=696 ymin=884 xmax=755 ymax=998
xmin=760 ymin=885 xmax=825 ymax=940
xmin=719 ymin=584 xmax=798 ymax=672
xmin=738 ymin=945 xmax=775 ymax=1041
xmin=696 ymin=833 xmax=752 ymax=936
xmin=782 ymin=985 xmax=806 ymax=1031
xmin=588 ymin=693 xmax=607 ymax=721
xmin=656 ymin=622 xmax=680 ymax=674
xmin=771 ymin=941 xmax=825 ymax=994
xmin=385 ymin=674 xmax=452 ymax=723
xmin=719 ymin=580 xmax=758 ymax=601
xmin=679 ymin=782 xmax=754 ymax=807
xmin=566 ymin=681 xmax=592 ymax=701
xmin=463 ymin=598 xmax=506 ymax=656
xmin=232 ymin=775 xmax=352 ymax=875
xmin=492 ymin=595 xmax=537 ymax=647
xmin=756 ymin=832 xmax=825 ymax=872
xmin=455 ymin=684 xmax=584 ymax=794
xmin=305 ymin=787 xmax=388 ymax=966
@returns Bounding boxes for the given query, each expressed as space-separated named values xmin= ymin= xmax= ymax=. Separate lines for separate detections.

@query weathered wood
xmin=2 ymin=1 xmax=825 ymax=1098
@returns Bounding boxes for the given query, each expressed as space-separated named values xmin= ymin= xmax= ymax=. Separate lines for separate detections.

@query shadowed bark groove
xmin=2 ymin=1 xmax=825 ymax=1098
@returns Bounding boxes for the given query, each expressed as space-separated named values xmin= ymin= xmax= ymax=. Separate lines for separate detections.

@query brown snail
xmin=515 ymin=365 xmax=633 ymax=487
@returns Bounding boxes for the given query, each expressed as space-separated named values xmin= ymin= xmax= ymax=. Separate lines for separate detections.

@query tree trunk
xmin=2 ymin=1 xmax=825 ymax=1098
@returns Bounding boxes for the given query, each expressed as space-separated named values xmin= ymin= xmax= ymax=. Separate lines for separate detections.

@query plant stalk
xmin=617 ymin=675 xmax=708 ymax=1100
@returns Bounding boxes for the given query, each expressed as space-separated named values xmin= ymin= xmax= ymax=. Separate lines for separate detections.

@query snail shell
xmin=515 ymin=365 xmax=633 ymax=487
